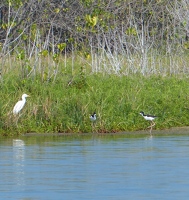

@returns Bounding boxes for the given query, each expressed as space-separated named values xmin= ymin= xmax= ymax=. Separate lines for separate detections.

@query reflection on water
xmin=13 ymin=139 xmax=25 ymax=187
xmin=0 ymin=134 xmax=189 ymax=200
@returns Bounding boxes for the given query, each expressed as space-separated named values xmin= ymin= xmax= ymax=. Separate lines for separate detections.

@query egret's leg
xmin=13 ymin=113 xmax=22 ymax=127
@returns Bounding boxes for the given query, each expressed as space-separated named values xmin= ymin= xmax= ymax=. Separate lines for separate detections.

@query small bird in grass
xmin=140 ymin=111 xmax=157 ymax=134
xmin=90 ymin=112 xmax=97 ymax=122
xmin=13 ymin=94 xmax=30 ymax=115
xmin=90 ymin=112 xmax=97 ymax=133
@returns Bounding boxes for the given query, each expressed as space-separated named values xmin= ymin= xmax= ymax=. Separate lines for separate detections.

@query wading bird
xmin=140 ymin=111 xmax=157 ymax=134
xmin=90 ymin=112 xmax=97 ymax=122
xmin=13 ymin=94 xmax=30 ymax=115
xmin=90 ymin=112 xmax=97 ymax=132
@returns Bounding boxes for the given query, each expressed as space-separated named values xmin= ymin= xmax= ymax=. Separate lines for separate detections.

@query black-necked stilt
xmin=140 ymin=111 xmax=157 ymax=134
xmin=90 ymin=112 xmax=96 ymax=122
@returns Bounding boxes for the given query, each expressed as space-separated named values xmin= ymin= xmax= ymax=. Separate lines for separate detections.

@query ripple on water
xmin=0 ymin=135 xmax=189 ymax=199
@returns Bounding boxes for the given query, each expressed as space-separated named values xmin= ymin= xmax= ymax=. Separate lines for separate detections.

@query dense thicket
xmin=0 ymin=0 xmax=186 ymax=52
xmin=0 ymin=0 xmax=189 ymax=75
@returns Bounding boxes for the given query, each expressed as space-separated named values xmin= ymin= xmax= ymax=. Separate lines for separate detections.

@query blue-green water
xmin=1 ymin=134 xmax=189 ymax=200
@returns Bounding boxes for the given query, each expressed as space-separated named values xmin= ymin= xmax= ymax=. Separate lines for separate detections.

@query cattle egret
xmin=13 ymin=94 xmax=29 ymax=115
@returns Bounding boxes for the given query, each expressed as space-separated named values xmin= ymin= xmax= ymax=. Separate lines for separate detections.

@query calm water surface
xmin=1 ymin=134 xmax=189 ymax=200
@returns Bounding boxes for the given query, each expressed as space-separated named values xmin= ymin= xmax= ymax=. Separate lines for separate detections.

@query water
xmin=1 ymin=134 xmax=189 ymax=200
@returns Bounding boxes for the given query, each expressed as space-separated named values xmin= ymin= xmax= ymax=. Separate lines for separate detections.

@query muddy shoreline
xmin=23 ymin=126 xmax=189 ymax=137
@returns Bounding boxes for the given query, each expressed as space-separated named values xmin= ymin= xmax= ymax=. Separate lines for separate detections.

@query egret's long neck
xmin=22 ymin=96 xmax=26 ymax=102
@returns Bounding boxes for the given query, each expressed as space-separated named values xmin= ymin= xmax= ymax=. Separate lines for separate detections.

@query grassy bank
xmin=1 ymin=66 xmax=189 ymax=135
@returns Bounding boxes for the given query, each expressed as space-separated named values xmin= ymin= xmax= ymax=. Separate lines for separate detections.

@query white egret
xmin=13 ymin=94 xmax=30 ymax=115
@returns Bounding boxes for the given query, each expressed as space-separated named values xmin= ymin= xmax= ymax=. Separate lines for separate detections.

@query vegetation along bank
xmin=1 ymin=64 xmax=189 ymax=136
xmin=1 ymin=1 xmax=189 ymax=135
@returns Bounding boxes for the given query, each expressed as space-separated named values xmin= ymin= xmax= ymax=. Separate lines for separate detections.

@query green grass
xmin=1 ymin=67 xmax=189 ymax=136
xmin=1 ymin=52 xmax=189 ymax=135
